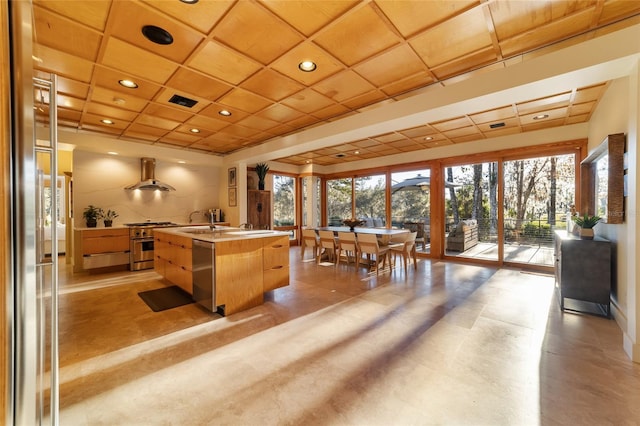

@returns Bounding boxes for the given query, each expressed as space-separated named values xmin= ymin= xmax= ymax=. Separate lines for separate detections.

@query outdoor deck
xmin=417 ymin=241 xmax=555 ymax=267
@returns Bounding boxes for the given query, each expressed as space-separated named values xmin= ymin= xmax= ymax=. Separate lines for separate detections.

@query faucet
xmin=239 ymin=223 xmax=253 ymax=230
xmin=188 ymin=210 xmax=201 ymax=224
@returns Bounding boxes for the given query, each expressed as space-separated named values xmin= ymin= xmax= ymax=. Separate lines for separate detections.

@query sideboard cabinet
xmin=554 ymin=230 xmax=611 ymax=317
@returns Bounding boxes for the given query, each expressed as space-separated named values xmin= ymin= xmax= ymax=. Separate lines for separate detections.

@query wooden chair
xmin=318 ymin=230 xmax=338 ymax=263
xmin=356 ymin=232 xmax=390 ymax=275
xmin=390 ymin=231 xmax=417 ymax=273
xmin=404 ymin=222 xmax=426 ymax=250
xmin=336 ymin=231 xmax=358 ymax=269
xmin=300 ymin=229 xmax=319 ymax=261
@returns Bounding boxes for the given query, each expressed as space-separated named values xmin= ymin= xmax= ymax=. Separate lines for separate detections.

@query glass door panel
xmin=327 ymin=178 xmax=352 ymax=225
xmin=391 ymin=170 xmax=430 ymax=254
xmin=355 ymin=174 xmax=386 ymax=227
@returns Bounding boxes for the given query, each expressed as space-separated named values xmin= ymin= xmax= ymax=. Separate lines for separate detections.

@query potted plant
xmin=572 ymin=214 xmax=601 ymax=239
xmin=100 ymin=209 xmax=119 ymax=227
xmin=255 ymin=162 xmax=269 ymax=190
xmin=83 ymin=205 xmax=102 ymax=228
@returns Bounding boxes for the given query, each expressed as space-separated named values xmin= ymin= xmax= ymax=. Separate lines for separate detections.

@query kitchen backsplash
xmin=73 ymin=150 xmax=221 ymax=227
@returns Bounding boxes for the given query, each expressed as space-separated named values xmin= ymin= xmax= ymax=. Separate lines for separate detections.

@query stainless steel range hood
xmin=125 ymin=157 xmax=176 ymax=191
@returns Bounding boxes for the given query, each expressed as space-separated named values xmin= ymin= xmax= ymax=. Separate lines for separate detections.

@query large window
xmin=503 ymin=154 xmax=575 ymax=266
xmin=327 ymin=178 xmax=352 ymax=225
xmin=273 ymin=174 xmax=295 ymax=233
xmin=444 ymin=162 xmax=498 ymax=260
xmin=391 ymin=169 xmax=430 ymax=253
xmin=355 ymin=174 xmax=386 ymax=227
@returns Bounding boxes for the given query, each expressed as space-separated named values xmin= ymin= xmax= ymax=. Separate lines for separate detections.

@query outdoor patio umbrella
xmin=391 ymin=174 xmax=458 ymax=194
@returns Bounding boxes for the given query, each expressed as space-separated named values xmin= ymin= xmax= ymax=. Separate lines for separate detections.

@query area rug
xmin=138 ymin=285 xmax=194 ymax=312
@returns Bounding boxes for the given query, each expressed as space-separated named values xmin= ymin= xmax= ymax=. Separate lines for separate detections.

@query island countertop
xmin=154 ymin=225 xmax=290 ymax=243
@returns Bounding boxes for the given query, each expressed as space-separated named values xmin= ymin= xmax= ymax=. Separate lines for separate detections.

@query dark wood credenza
xmin=554 ymin=230 xmax=611 ymax=317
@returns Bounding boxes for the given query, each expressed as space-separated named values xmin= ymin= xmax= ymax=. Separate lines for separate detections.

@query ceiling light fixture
xmin=118 ymin=79 xmax=138 ymax=89
xmin=107 ymin=151 xmax=118 ymax=155
xmin=101 ymin=119 xmax=114 ymax=125
xmin=424 ymin=136 xmax=433 ymax=141
xmin=142 ymin=25 xmax=173 ymax=45
xmin=190 ymin=128 xmax=200 ymax=133
xmin=298 ymin=60 xmax=317 ymax=72
xmin=533 ymin=114 xmax=549 ymax=120
xmin=218 ymin=110 xmax=232 ymax=117
xmin=179 ymin=0 xmax=198 ymax=3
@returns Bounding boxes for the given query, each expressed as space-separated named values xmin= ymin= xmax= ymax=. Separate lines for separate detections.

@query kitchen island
xmin=154 ymin=226 xmax=290 ymax=316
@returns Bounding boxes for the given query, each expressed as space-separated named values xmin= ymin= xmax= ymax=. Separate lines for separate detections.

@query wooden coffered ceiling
xmin=32 ymin=0 xmax=640 ymax=164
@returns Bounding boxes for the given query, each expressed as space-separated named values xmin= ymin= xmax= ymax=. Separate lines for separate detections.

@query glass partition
xmin=391 ymin=169 xmax=430 ymax=254
xmin=355 ymin=174 xmax=386 ymax=227
xmin=327 ymin=178 xmax=352 ymax=225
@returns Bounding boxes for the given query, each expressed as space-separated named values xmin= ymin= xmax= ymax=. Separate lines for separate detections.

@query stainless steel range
xmin=127 ymin=222 xmax=178 ymax=271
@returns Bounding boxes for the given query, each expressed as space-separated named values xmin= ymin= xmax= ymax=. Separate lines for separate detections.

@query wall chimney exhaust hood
xmin=125 ymin=157 xmax=176 ymax=191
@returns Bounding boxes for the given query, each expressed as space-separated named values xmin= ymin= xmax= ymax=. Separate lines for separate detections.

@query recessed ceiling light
xmin=179 ymin=0 xmax=198 ymax=3
xmin=190 ymin=128 xmax=200 ymax=133
xmin=298 ymin=60 xmax=317 ymax=72
xmin=107 ymin=151 xmax=118 ymax=155
xmin=178 ymin=160 xmax=186 ymax=164
xmin=335 ymin=153 xmax=346 ymax=158
xmin=101 ymin=119 xmax=114 ymax=125
xmin=219 ymin=110 xmax=232 ymax=116
xmin=354 ymin=151 xmax=360 ymax=154
xmin=113 ymin=97 xmax=126 ymax=105
xmin=118 ymin=79 xmax=138 ymax=89
xmin=142 ymin=25 xmax=173 ymax=45
xmin=305 ymin=160 xmax=311 ymax=164
xmin=533 ymin=114 xmax=549 ymax=120
xmin=424 ymin=136 xmax=433 ymax=141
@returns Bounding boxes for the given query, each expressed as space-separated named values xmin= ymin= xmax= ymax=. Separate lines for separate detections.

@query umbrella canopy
xmin=391 ymin=174 xmax=458 ymax=194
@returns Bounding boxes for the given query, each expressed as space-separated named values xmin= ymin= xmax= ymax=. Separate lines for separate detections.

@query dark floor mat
xmin=138 ymin=285 xmax=194 ymax=312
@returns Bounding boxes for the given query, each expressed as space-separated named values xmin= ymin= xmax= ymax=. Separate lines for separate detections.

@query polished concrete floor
xmin=55 ymin=250 xmax=640 ymax=425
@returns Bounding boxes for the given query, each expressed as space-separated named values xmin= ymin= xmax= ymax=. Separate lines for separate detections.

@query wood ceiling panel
xmin=521 ymin=117 xmax=566 ymax=131
xmin=101 ymin=38 xmax=178 ymax=84
xmin=81 ymin=123 xmax=125 ymax=136
xmin=53 ymin=76 xmax=89 ymax=99
xmin=375 ymin=0 xmax=479 ymax=38
xmin=371 ymin=132 xmax=406 ymax=143
xmin=271 ymin=42 xmax=345 ymax=85
xmin=34 ymin=45 xmax=94 ymax=83
xmin=343 ymin=90 xmax=388 ymax=110
xmin=519 ymin=107 xmax=569 ymax=125
xmin=499 ymin=9 xmax=595 ymax=57
xmin=33 ymin=6 xmax=102 ymax=62
xmin=281 ymin=89 xmax=335 ymax=114
xmin=142 ymin=0 xmax=234 ymax=34
xmin=218 ymin=88 xmax=273 ymax=114
xmin=574 ymin=83 xmax=607 ymax=103
xmin=33 ymin=0 xmax=111 ymax=31
xmin=400 ymin=125 xmax=438 ymax=139
xmin=184 ymin=115 xmax=229 ymax=132
xmin=410 ymin=7 xmax=492 ymax=68
xmin=565 ymin=114 xmax=589 ymax=124
xmin=598 ymin=0 xmax=640 ymax=24
xmin=443 ymin=126 xmax=482 ymax=141
xmin=144 ymin=103 xmax=193 ymax=123
xmin=313 ymin=70 xmax=376 ymax=103
xmin=256 ymin=104 xmax=305 ymax=122
xmin=86 ymin=103 xmax=138 ymax=122
xmin=135 ymin=114 xmax=181 ymax=131
xmin=92 ymin=66 xmax=162 ymax=100
xmin=482 ymin=126 xmax=522 ymax=139
xmin=57 ymin=108 xmax=82 ymax=123
xmin=123 ymin=129 xmax=161 ymax=142
xmin=469 ymin=106 xmax=515 ymax=125
xmin=83 ymin=113 xmax=130 ymax=130
xmin=475 ymin=117 xmax=520 ymax=133
xmin=214 ymin=1 xmax=303 ymax=65
xmin=199 ymin=104 xmax=249 ymax=123
xmin=188 ymin=40 xmax=262 ymax=85
xmin=311 ymin=103 xmax=351 ymax=120
xmin=352 ymin=139 xmax=383 ymax=149
xmin=569 ymin=101 xmax=596 ymax=116
xmin=429 ymin=47 xmax=497 ymax=80
xmin=172 ymin=125 xmax=212 ymax=139
xmin=127 ymin=123 xmax=171 ymax=137
xmin=109 ymin=1 xmax=204 ymax=63
xmin=165 ymin=68 xmax=232 ymax=101
xmin=260 ymin=0 xmax=358 ymax=37
xmin=240 ymin=69 xmax=305 ymax=102
xmin=56 ymin=94 xmax=84 ymax=112
xmin=314 ymin=4 xmax=401 ymax=66
xmin=236 ymin=115 xmax=280 ymax=132
xmin=354 ymin=44 xmax=427 ymax=86
xmin=90 ymin=87 xmax=148 ymax=112
xmin=431 ymin=116 xmax=474 ymax=132
xmin=516 ymin=92 xmax=572 ymax=115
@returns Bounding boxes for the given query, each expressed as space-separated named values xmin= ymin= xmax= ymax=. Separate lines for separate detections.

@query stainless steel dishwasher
xmin=192 ymin=240 xmax=216 ymax=312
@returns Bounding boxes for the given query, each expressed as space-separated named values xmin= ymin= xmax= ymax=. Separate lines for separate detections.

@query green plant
xmin=82 ymin=205 xmax=102 ymax=221
xmin=572 ymin=214 xmax=601 ymax=228
xmin=255 ymin=162 xmax=269 ymax=189
xmin=100 ymin=209 xmax=119 ymax=221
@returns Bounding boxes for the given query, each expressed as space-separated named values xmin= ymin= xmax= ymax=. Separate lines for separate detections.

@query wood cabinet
xmin=248 ymin=190 xmax=271 ymax=229
xmin=263 ymin=235 xmax=290 ymax=291
xmin=554 ymin=230 xmax=611 ymax=317
xmin=77 ymin=228 xmax=129 ymax=270
xmin=154 ymin=232 xmax=193 ymax=294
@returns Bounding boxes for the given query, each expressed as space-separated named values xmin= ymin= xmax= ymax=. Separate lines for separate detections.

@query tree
xmin=447 ymin=167 xmax=459 ymax=223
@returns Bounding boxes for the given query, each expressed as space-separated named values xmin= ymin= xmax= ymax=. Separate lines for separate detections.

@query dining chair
xmin=336 ymin=231 xmax=358 ymax=269
xmin=404 ymin=222 xmax=426 ymax=251
xmin=356 ymin=232 xmax=390 ymax=275
xmin=390 ymin=231 xmax=417 ymax=274
xmin=318 ymin=230 xmax=338 ymax=264
xmin=300 ymin=229 xmax=320 ymax=261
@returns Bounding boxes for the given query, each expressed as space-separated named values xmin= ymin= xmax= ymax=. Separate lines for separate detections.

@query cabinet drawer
xmin=264 ymin=266 xmax=288 ymax=291
xmin=83 ymin=235 xmax=129 ymax=255
xmin=165 ymin=261 xmax=193 ymax=294
xmin=263 ymin=236 xmax=289 ymax=269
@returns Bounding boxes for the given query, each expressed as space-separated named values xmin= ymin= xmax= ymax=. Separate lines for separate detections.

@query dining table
xmin=314 ymin=226 xmax=409 ymax=245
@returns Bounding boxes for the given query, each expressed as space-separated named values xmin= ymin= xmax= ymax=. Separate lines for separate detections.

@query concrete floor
xmin=54 ymin=249 xmax=639 ymax=425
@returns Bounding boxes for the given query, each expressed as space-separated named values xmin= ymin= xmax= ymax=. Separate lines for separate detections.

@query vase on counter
xmin=104 ymin=220 xmax=113 ymax=227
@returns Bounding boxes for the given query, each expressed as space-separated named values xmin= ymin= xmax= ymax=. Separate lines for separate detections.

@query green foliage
xmin=82 ymin=205 xmax=102 ymax=221
xmin=572 ymin=214 xmax=601 ymax=228
xmin=255 ymin=163 xmax=269 ymax=182
xmin=522 ymin=222 xmax=552 ymax=239
xmin=100 ymin=209 xmax=118 ymax=220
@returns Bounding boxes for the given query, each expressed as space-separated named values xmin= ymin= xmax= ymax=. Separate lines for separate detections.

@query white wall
xmin=73 ymin=150 xmax=222 ymax=227
xmin=588 ymin=69 xmax=640 ymax=362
